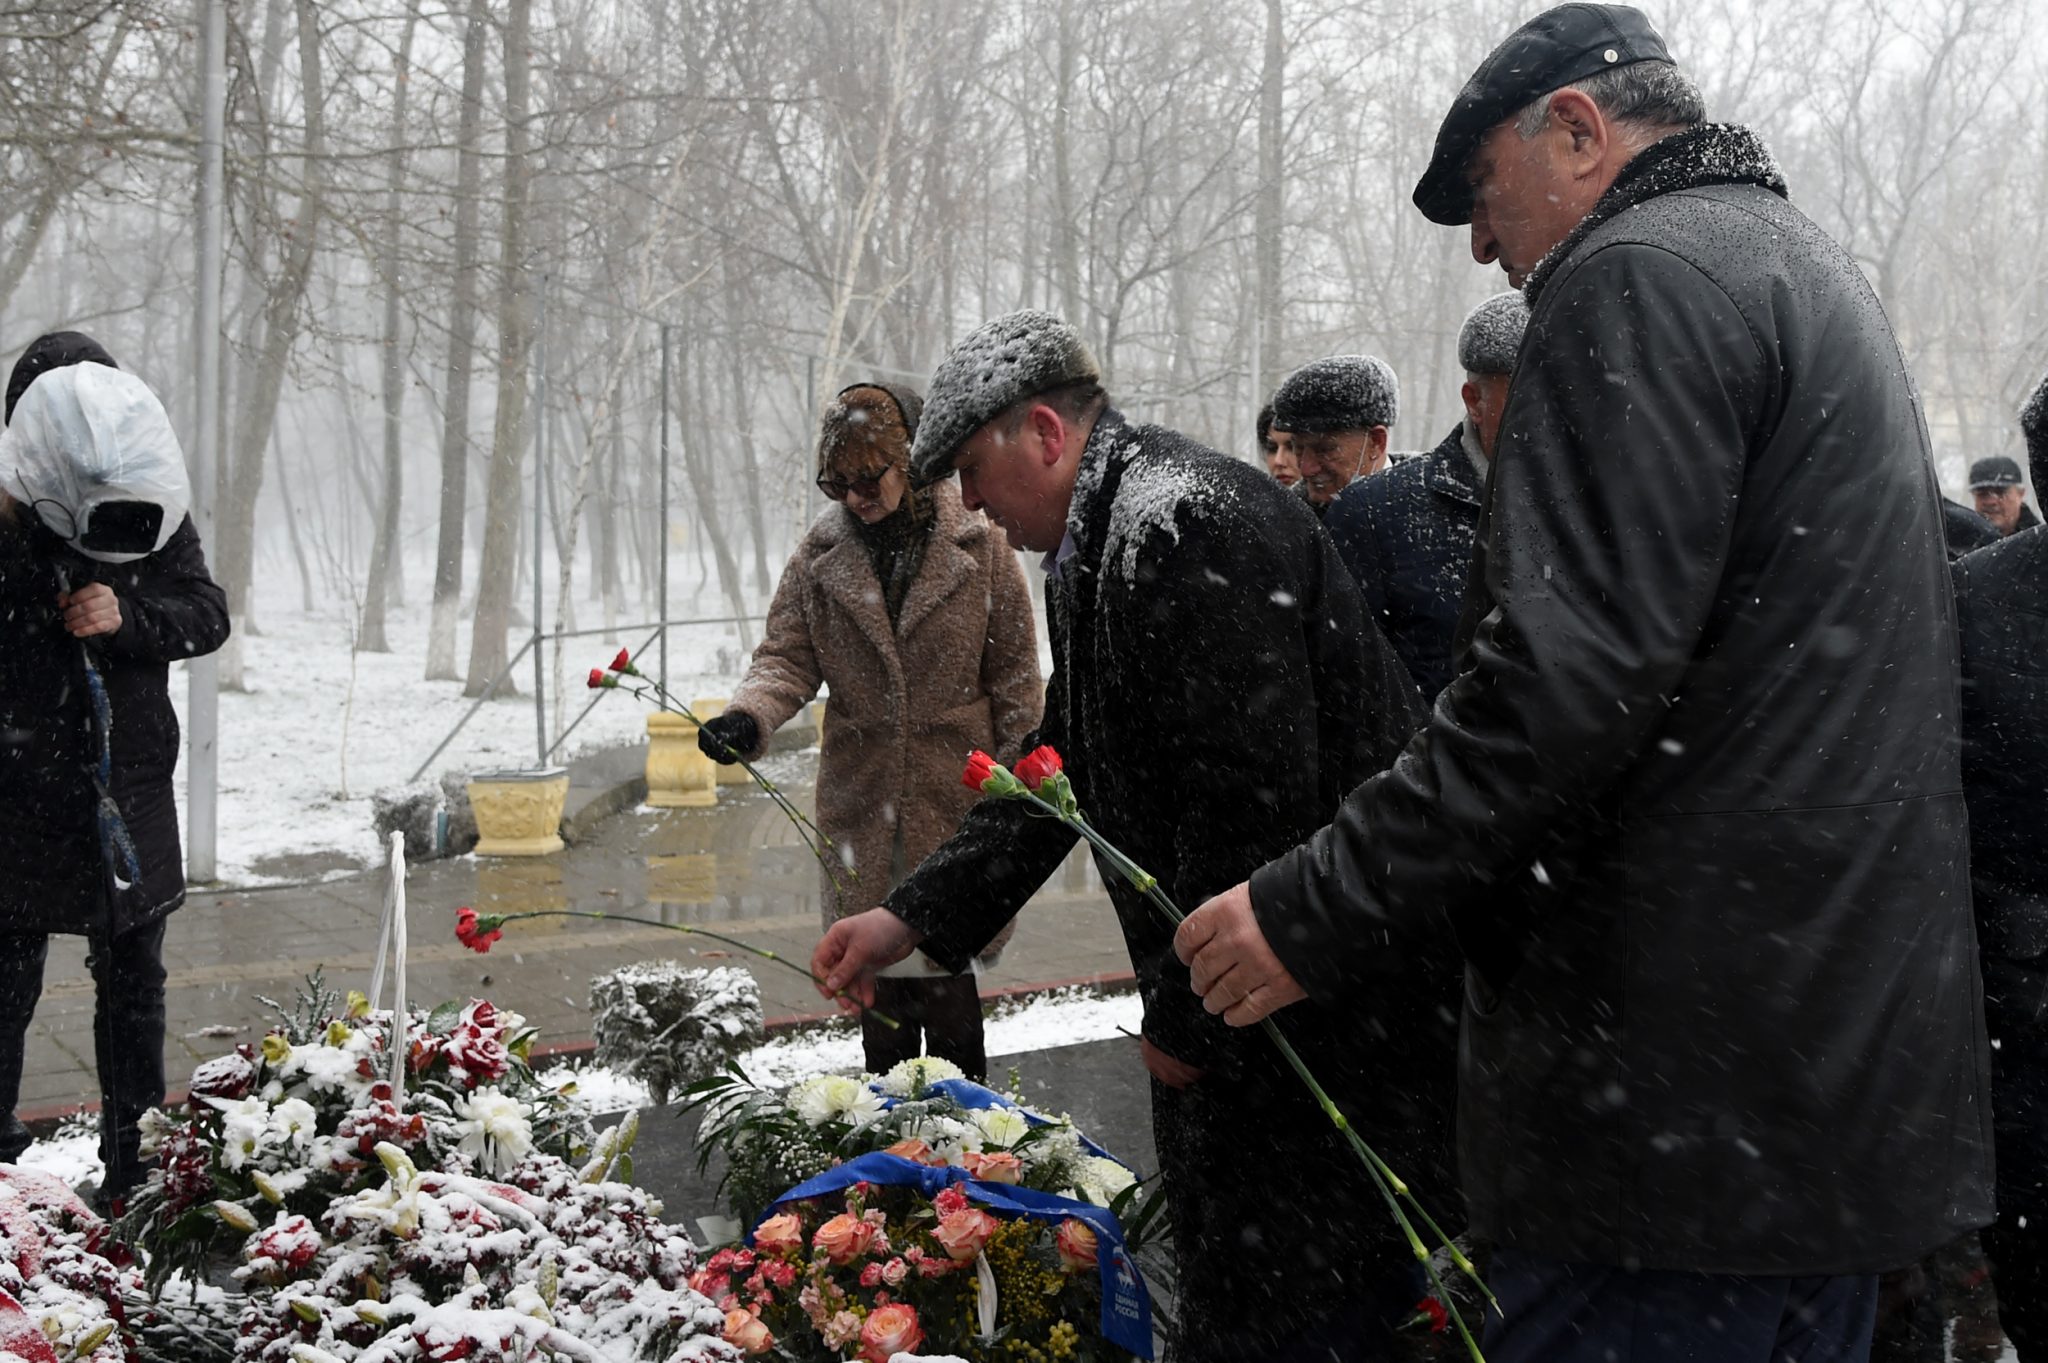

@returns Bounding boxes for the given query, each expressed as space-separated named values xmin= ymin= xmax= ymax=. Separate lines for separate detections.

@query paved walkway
xmin=19 ymin=751 xmax=1132 ymax=1121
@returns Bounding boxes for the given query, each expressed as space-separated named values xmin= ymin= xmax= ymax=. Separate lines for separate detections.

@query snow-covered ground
xmin=16 ymin=986 xmax=1142 ymax=1189
xmin=167 ymin=562 xmax=760 ymax=886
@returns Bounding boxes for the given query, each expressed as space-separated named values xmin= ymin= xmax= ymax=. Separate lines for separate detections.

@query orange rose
xmin=812 ymin=1212 xmax=878 ymax=1265
xmin=753 ymin=1211 xmax=802 ymax=1255
xmin=882 ymin=1137 xmax=938 ymax=1165
xmin=723 ymin=1307 xmax=775 ymax=1356
xmin=1055 ymin=1218 xmax=1098 ymax=1273
xmin=931 ymin=1206 xmax=1000 ymax=1261
xmin=964 ymin=1150 xmax=1023 ymax=1184
xmin=859 ymin=1302 xmax=925 ymax=1363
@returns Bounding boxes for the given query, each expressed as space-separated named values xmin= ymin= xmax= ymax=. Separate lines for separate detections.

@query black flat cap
xmin=1413 ymin=4 xmax=1674 ymax=226
xmin=1970 ymin=455 xmax=2025 ymax=490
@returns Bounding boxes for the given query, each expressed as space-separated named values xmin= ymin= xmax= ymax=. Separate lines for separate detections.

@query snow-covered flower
xmin=210 ymin=1096 xmax=273 ymax=1171
xmin=877 ymin=1056 xmax=965 ymax=1097
xmin=271 ymin=1098 xmax=319 ymax=1148
xmin=790 ymin=1075 xmax=886 ymax=1127
xmin=452 ymin=1092 xmax=535 ymax=1176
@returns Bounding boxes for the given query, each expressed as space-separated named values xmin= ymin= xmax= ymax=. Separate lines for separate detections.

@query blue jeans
xmin=1484 ymin=1248 xmax=1878 ymax=1363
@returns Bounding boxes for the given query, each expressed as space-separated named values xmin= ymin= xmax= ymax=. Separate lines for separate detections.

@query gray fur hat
xmin=908 ymin=310 xmax=1101 ymax=484
xmin=1457 ymin=292 xmax=1531 ymax=376
xmin=1270 ymin=355 xmax=1400 ymax=435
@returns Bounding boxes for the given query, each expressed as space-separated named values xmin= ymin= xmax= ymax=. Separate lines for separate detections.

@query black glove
xmin=697 ymin=710 xmax=759 ymax=764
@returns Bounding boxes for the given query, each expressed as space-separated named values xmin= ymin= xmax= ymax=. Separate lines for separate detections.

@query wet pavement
xmin=18 ymin=748 xmax=1132 ymax=1121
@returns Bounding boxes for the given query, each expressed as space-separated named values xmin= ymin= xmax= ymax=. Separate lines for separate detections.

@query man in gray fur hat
xmin=814 ymin=309 xmax=1455 ymax=1362
xmin=1327 ymin=292 xmax=1529 ymax=698
xmin=1267 ymin=354 xmax=1400 ymax=515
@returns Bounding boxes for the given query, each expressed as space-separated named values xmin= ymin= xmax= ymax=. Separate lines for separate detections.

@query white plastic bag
xmin=0 ymin=362 xmax=189 ymax=562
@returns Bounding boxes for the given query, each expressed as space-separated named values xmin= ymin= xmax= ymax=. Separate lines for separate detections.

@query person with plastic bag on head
xmin=0 ymin=332 xmax=229 ymax=1209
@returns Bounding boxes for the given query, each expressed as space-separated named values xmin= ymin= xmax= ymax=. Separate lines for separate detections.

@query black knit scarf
xmin=1523 ymin=123 xmax=1788 ymax=305
xmin=852 ymin=484 xmax=936 ymax=626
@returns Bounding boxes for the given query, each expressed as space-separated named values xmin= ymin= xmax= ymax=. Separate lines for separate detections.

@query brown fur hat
xmin=818 ymin=383 xmax=924 ymax=478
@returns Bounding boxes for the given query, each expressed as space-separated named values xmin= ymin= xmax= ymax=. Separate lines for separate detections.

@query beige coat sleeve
xmin=727 ymin=546 xmax=824 ymax=760
xmin=980 ymin=545 xmax=1044 ymax=763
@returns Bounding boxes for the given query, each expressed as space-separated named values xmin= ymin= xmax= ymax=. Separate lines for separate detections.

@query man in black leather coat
xmin=1176 ymin=7 xmax=1991 ymax=1361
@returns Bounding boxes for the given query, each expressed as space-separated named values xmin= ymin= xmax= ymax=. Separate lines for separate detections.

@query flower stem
xmin=1009 ymin=785 xmax=1492 ymax=1358
xmin=486 ymin=909 xmax=899 ymax=1030
xmin=615 ymin=674 xmax=855 ymax=897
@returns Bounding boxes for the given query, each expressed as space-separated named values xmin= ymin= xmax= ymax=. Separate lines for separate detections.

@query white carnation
xmin=453 ymin=1091 xmax=535 ymax=1176
xmin=791 ymin=1075 xmax=887 ymax=1128
xmin=1076 ymin=1156 xmax=1137 ymax=1207
xmin=878 ymin=1056 xmax=965 ymax=1097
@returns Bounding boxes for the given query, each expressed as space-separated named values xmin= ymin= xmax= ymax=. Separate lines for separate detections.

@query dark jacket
xmin=889 ymin=410 xmax=1453 ymax=1351
xmin=1944 ymin=499 xmax=2002 ymax=560
xmin=1249 ymin=125 xmax=1993 ymax=1276
xmin=1325 ymin=425 xmax=1483 ymax=698
xmin=0 ymin=514 xmax=230 ymax=937
xmin=1956 ymin=526 xmax=2048 ymax=960
xmin=2025 ymin=370 xmax=2048 ymax=494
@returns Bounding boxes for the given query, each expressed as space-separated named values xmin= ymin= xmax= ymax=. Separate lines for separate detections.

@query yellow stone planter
xmin=467 ymin=768 xmax=569 ymax=857
xmin=693 ymin=698 xmax=752 ymax=786
xmin=646 ymin=711 xmax=717 ymax=808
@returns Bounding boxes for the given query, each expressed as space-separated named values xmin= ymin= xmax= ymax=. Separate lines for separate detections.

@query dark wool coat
xmin=1251 ymin=124 xmax=1993 ymax=1276
xmin=1956 ymin=526 xmax=2048 ymax=961
xmin=1325 ymin=424 xmax=1483 ymax=699
xmin=0 ymin=515 xmax=230 ymax=937
xmin=888 ymin=411 xmax=1455 ymax=1358
xmin=728 ymin=480 xmax=1042 ymax=943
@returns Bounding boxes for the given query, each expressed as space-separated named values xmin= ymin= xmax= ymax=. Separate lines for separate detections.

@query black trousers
xmin=1482 ymin=1248 xmax=1877 ymax=1363
xmin=1982 ymin=950 xmax=2048 ymax=1359
xmin=860 ymin=974 xmax=986 ymax=1082
xmin=0 ymin=918 xmax=169 ymax=1200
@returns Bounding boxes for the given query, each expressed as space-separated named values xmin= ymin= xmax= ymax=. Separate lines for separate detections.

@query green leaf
xmin=425 ymin=1001 xmax=462 ymax=1036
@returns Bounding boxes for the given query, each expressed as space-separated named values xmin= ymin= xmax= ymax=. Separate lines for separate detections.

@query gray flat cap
xmin=908 ymin=309 xmax=1101 ymax=484
xmin=1458 ymin=292 xmax=1532 ymax=376
xmin=1270 ymin=355 xmax=1400 ymax=435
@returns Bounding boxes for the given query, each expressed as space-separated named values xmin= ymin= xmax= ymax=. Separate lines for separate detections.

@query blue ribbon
xmin=756 ymin=1151 xmax=1153 ymax=1359
xmin=882 ymin=1077 xmax=1119 ymax=1163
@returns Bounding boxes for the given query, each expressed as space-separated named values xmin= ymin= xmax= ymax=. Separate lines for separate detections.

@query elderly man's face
xmin=1466 ymin=91 xmax=1621 ymax=288
xmin=1287 ymin=428 xmax=1388 ymax=505
xmin=1975 ymin=485 xmax=2027 ymax=536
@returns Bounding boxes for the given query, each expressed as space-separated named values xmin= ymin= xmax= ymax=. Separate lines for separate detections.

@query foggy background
xmin=3 ymin=0 xmax=2044 ymax=717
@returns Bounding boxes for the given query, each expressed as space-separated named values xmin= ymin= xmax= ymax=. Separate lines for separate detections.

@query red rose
xmin=1012 ymin=745 xmax=1063 ymax=792
xmin=961 ymin=749 xmax=998 ymax=793
xmin=609 ymin=647 xmax=633 ymax=674
xmin=454 ymin=906 xmax=502 ymax=954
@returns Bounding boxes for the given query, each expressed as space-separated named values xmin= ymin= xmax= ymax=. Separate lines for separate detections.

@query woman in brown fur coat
xmin=697 ymin=383 xmax=1042 ymax=1078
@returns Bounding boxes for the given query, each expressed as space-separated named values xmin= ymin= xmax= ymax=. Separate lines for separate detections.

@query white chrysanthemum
xmin=453 ymin=1091 xmax=534 ymax=1175
xmin=877 ymin=1056 xmax=966 ymax=1097
xmin=970 ymin=1107 xmax=1030 ymax=1150
xmin=790 ymin=1075 xmax=886 ymax=1127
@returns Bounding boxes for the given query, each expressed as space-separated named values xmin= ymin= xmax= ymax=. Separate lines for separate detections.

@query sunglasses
xmin=816 ymin=470 xmax=889 ymax=501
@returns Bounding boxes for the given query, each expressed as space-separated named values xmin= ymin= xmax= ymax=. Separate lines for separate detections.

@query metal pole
xmin=805 ymin=355 xmax=818 ymax=524
xmin=532 ymin=279 xmax=548 ymax=765
xmin=659 ymin=323 xmax=671 ymax=692
xmin=187 ymin=0 xmax=226 ymax=883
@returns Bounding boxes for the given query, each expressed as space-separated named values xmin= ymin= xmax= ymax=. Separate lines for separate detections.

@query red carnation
xmin=1012 ymin=745 xmax=1063 ymax=792
xmin=587 ymin=668 xmax=609 ymax=691
xmin=961 ymin=750 xmax=999 ymax=793
xmin=1415 ymin=1297 xmax=1449 ymax=1334
xmin=609 ymin=647 xmax=633 ymax=673
xmin=455 ymin=906 xmax=503 ymax=954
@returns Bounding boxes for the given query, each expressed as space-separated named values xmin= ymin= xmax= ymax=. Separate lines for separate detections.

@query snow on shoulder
xmin=1102 ymin=429 xmax=1254 ymax=586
